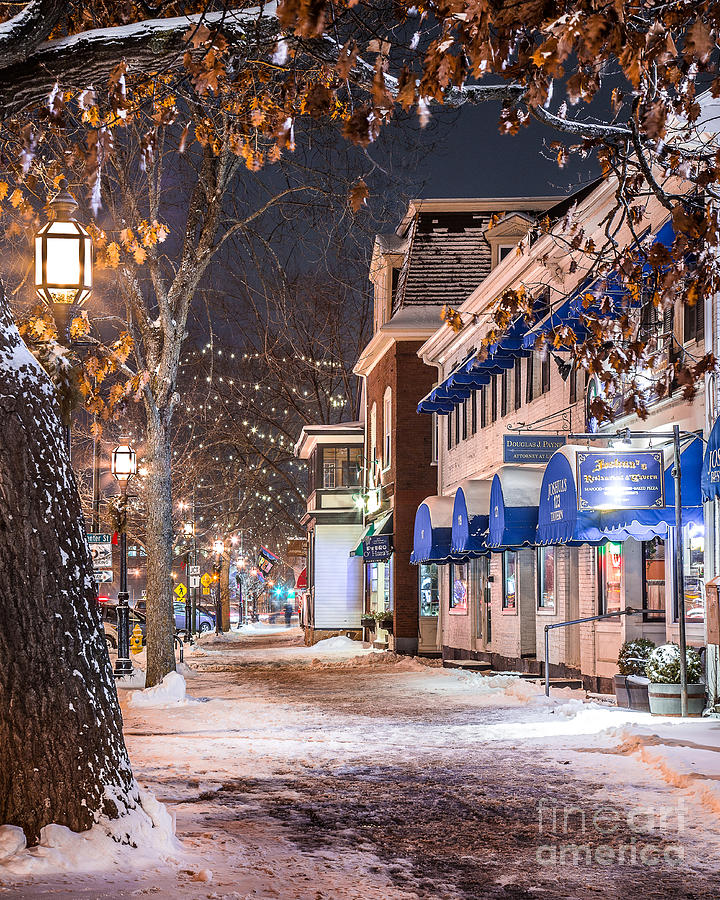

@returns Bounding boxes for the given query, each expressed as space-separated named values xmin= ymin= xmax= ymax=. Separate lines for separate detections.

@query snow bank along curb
xmin=0 ymin=788 xmax=180 ymax=880
xmin=128 ymin=671 xmax=196 ymax=709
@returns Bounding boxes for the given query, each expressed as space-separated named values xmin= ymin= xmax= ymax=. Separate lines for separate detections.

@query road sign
xmin=189 ymin=575 xmax=200 ymax=589
xmin=87 ymin=533 xmax=112 ymax=569
xmin=200 ymin=573 xmax=212 ymax=588
xmin=189 ymin=565 xmax=200 ymax=576
xmin=174 ymin=582 xmax=187 ymax=599
xmin=202 ymin=587 xmax=210 ymax=595
xmin=93 ymin=570 xmax=113 ymax=583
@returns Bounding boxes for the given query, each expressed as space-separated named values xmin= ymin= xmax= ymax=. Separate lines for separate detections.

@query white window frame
xmin=383 ymin=387 xmax=392 ymax=470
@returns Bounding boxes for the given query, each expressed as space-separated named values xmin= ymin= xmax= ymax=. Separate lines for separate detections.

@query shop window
xmin=431 ymin=413 xmax=438 ymax=464
xmin=450 ymin=561 xmax=468 ymax=612
xmin=501 ymin=368 xmax=509 ymax=417
xmin=502 ymin=550 xmax=517 ymax=612
xmin=537 ymin=546 xmax=556 ymax=612
xmin=481 ymin=386 xmax=487 ymax=428
xmin=462 ymin=397 xmax=469 ymax=440
xmin=599 ymin=543 xmax=623 ymax=614
xmin=419 ymin=564 xmax=439 ymax=617
xmin=491 ymin=375 xmax=498 ymax=422
xmin=471 ymin=391 xmax=478 ymax=435
xmin=447 ymin=409 xmax=453 ymax=450
xmin=469 ymin=557 xmax=489 ymax=639
xmin=569 ymin=362 xmax=578 ymax=404
xmin=642 ymin=537 xmax=666 ymax=622
xmin=455 ymin=403 xmax=461 ymax=444
xmin=514 ymin=358 xmax=522 ymax=411
xmin=681 ymin=523 xmax=705 ymax=623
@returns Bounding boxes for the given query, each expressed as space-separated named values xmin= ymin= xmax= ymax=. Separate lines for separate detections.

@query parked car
xmin=99 ymin=602 xmax=147 ymax=645
xmin=173 ymin=601 xmax=215 ymax=634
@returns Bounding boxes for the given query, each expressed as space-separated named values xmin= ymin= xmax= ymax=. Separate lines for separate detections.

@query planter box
xmin=360 ymin=617 xmax=375 ymax=629
xmin=648 ymin=682 xmax=706 ymax=717
xmin=614 ymin=674 xmax=651 ymax=712
xmin=378 ymin=618 xmax=393 ymax=634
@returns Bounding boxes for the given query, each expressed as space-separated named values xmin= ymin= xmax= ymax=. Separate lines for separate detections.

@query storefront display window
xmin=503 ymin=551 xmax=517 ymax=612
xmin=599 ymin=543 xmax=622 ymax=613
xmin=450 ymin=562 xmax=468 ymax=612
xmin=538 ymin=546 xmax=556 ymax=612
xmin=642 ymin=537 xmax=666 ymax=621
xmin=683 ymin=524 xmax=705 ymax=623
xmin=419 ymin=564 xmax=439 ymax=617
xmin=469 ymin=557 xmax=489 ymax=638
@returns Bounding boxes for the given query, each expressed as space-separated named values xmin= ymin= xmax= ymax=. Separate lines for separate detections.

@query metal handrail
xmin=543 ymin=606 xmax=665 ymax=696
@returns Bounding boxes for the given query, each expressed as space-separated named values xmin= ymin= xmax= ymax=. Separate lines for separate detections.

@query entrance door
xmin=418 ymin=563 xmax=439 ymax=653
xmin=564 ymin=547 xmax=580 ymax=667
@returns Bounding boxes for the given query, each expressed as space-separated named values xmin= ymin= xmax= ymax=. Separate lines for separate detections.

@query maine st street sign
xmin=363 ymin=535 xmax=393 ymax=562
xmin=503 ymin=434 xmax=567 ymax=464
xmin=87 ymin=533 xmax=112 ymax=584
xmin=576 ymin=450 xmax=665 ymax=510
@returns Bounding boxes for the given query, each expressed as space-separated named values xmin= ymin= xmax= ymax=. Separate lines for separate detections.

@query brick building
xmin=354 ymin=197 xmax=559 ymax=655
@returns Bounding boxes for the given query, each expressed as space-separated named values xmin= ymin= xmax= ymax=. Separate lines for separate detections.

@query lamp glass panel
xmin=83 ymin=238 xmax=93 ymax=287
xmin=34 ymin=236 xmax=43 ymax=286
xmin=45 ymin=236 xmax=81 ymax=287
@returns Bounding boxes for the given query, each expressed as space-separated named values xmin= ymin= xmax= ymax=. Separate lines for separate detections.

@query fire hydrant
xmin=130 ymin=625 xmax=143 ymax=654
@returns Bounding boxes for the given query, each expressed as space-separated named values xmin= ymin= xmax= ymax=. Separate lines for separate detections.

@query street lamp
xmin=35 ymin=179 xmax=93 ymax=343
xmin=111 ymin=441 xmax=137 ymax=677
xmin=213 ymin=539 xmax=224 ymax=635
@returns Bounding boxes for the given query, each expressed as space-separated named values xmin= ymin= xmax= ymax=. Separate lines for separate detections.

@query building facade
xmin=354 ymin=197 xmax=561 ymax=655
xmin=413 ymin=178 xmax=711 ymax=692
xmin=294 ymin=423 xmax=365 ymax=644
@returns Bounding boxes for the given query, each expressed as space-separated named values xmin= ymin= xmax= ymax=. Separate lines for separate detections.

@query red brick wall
xmin=366 ymin=341 xmax=438 ymax=653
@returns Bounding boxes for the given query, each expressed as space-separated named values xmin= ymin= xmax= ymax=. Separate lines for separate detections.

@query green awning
xmin=350 ymin=511 xmax=393 ymax=557
xmin=351 ymin=521 xmax=375 ymax=557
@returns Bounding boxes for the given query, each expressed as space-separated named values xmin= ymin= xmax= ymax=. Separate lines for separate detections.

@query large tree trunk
xmin=143 ymin=411 xmax=176 ymax=687
xmin=0 ymin=289 xmax=139 ymax=844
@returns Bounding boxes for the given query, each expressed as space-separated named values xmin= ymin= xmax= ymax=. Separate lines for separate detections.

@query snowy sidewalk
xmin=3 ymin=630 xmax=720 ymax=898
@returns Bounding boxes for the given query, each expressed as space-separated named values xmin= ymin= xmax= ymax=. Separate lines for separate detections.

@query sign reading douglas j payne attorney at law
xmin=503 ymin=434 xmax=567 ymax=464
xmin=576 ymin=450 xmax=665 ymax=511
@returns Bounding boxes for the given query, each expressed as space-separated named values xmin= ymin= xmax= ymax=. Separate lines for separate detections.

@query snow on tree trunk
xmin=143 ymin=413 xmax=176 ymax=688
xmin=0 ymin=288 xmax=138 ymax=844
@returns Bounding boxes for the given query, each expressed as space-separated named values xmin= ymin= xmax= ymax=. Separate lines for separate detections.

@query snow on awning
xmin=451 ymin=479 xmax=492 ymax=557
xmin=411 ymin=496 xmax=454 ymax=565
xmin=487 ymin=466 xmax=544 ymax=549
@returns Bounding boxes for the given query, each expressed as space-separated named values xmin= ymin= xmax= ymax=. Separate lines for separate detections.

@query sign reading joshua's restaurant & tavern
xmin=576 ymin=450 xmax=665 ymax=510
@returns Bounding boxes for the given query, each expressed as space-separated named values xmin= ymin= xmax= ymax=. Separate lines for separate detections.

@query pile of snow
xmin=196 ymin=629 xmax=246 ymax=646
xmin=312 ymin=635 xmax=364 ymax=653
xmin=237 ymin=622 xmax=286 ymax=635
xmin=128 ymin=672 xmax=195 ymax=709
xmin=0 ymin=789 xmax=179 ymax=879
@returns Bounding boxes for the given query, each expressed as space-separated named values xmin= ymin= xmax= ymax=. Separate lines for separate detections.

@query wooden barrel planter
xmin=648 ymin=682 xmax=706 ymax=716
xmin=614 ymin=675 xmax=651 ymax=711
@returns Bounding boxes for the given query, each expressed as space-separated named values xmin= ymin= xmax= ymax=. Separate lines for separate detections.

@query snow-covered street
xmin=4 ymin=626 xmax=720 ymax=899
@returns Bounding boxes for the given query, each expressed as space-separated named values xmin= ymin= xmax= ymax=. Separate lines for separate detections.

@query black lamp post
xmin=111 ymin=441 xmax=137 ymax=677
xmin=213 ymin=539 xmax=224 ymax=635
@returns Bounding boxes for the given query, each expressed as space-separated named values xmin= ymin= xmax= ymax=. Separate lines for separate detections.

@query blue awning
xmin=523 ymin=219 xmax=676 ymax=351
xmin=536 ymin=438 xmax=704 ymax=545
xmin=702 ymin=415 xmax=720 ymax=502
xmin=487 ymin=466 xmax=545 ymax=549
xmin=411 ymin=495 xmax=455 ymax=564
xmin=451 ymin=479 xmax=492 ymax=557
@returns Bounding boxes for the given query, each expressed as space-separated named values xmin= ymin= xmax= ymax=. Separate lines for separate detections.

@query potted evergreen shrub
xmin=615 ymin=638 xmax=655 ymax=711
xmin=646 ymin=643 xmax=706 ymax=716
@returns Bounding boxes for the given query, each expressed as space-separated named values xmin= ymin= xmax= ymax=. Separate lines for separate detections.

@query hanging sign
xmin=503 ymin=434 xmax=567 ymax=464
xmin=257 ymin=546 xmax=279 ymax=575
xmin=363 ymin=535 xmax=393 ymax=562
xmin=576 ymin=450 xmax=665 ymax=510
xmin=87 ymin=533 xmax=112 ymax=569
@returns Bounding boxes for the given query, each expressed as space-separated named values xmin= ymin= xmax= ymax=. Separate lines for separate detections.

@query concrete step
xmin=443 ymin=659 xmax=493 ymax=672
